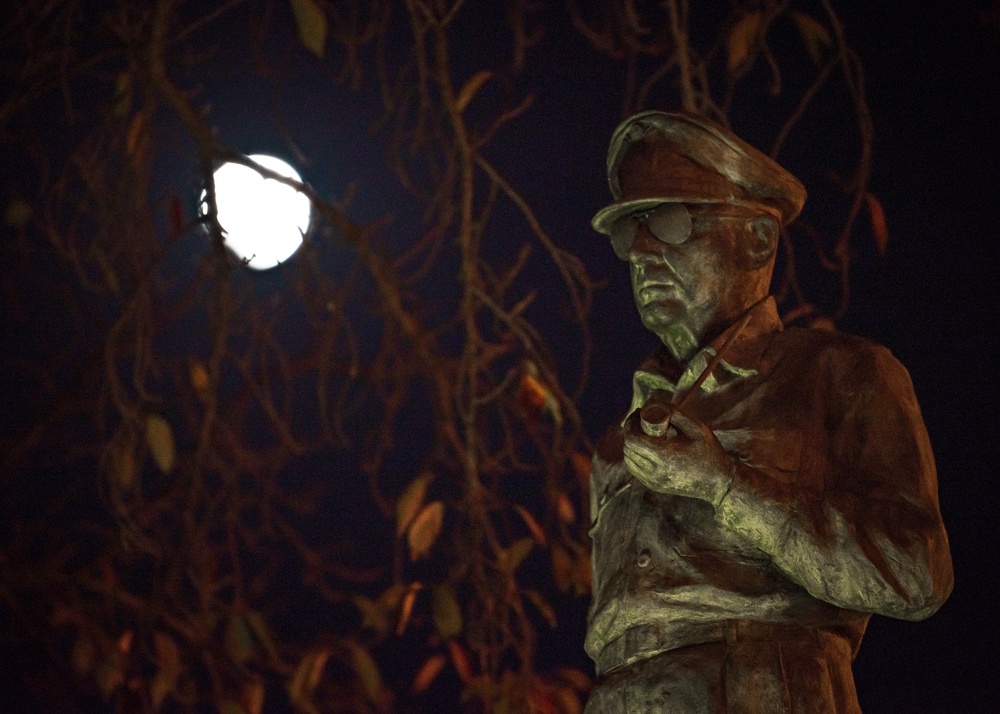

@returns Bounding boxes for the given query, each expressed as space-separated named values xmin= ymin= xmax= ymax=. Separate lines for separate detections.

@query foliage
xmin=0 ymin=0 xmax=877 ymax=711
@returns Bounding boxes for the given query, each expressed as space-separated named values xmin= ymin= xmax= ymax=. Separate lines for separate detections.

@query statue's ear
xmin=745 ymin=215 xmax=779 ymax=269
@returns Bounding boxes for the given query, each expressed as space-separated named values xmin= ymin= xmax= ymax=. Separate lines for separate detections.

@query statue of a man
xmin=584 ymin=111 xmax=953 ymax=713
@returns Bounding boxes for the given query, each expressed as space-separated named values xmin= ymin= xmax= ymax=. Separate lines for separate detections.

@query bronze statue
xmin=585 ymin=111 xmax=953 ymax=713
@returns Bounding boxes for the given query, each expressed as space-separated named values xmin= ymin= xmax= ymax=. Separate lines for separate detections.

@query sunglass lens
xmin=646 ymin=204 xmax=692 ymax=245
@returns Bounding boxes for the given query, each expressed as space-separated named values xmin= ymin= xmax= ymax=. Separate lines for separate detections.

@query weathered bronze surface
xmin=585 ymin=111 xmax=953 ymax=712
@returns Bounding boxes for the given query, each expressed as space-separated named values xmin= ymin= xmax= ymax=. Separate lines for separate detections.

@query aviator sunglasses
xmin=610 ymin=203 xmax=771 ymax=260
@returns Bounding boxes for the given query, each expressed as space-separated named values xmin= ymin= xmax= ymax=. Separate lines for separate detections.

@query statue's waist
xmin=595 ymin=619 xmax=851 ymax=677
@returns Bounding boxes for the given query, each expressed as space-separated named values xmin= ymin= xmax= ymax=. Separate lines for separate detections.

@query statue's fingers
xmin=667 ymin=409 xmax=709 ymax=440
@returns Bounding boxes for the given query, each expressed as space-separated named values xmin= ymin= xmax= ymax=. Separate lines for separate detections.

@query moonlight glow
xmin=203 ymin=154 xmax=311 ymax=270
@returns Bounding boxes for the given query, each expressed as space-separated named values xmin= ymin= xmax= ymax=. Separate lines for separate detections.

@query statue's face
xmin=622 ymin=204 xmax=759 ymax=361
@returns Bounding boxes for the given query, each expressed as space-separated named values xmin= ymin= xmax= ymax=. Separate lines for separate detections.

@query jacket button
xmin=636 ymin=550 xmax=651 ymax=568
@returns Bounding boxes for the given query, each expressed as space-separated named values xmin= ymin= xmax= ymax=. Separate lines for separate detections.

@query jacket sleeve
xmin=714 ymin=343 xmax=953 ymax=620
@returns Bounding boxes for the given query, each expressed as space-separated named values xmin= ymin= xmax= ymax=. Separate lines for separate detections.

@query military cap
xmin=591 ymin=110 xmax=806 ymax=235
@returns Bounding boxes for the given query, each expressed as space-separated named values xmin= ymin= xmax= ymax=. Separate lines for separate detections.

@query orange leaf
xmin=447 ymin=640 xmax=474 ymax=683
xmin=518 ymin=373 xmax=549 ymax=416
xmin=431 ymin=585 xmax=463 ymax=638
xmin=727 ymin=11 xmax=762 ymax=72
xmin=514 ymin=504 xmax=547 ymax=545
xmin=455 ymin=70 xmax=492 ymax=113
xmin=556 ymin=492 xmax=576 ymax=524
xmin=395 ymin=582 xmax=423 ymax=637
xmin=570 ymin=453 xmax=592 ymax=491
xmin=396 ymin=473 xmax=431 ymax=537
xmin=407 ymin=501 xmax=444 ymax=561
xmin=411 ymin=654 xmax=447 ymax=694
xmin=866 ymin=192 xmax=889 ymax=256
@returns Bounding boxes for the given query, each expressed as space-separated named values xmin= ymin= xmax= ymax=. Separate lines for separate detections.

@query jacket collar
xmin=628 ymin=297 xmax=782 ymax=415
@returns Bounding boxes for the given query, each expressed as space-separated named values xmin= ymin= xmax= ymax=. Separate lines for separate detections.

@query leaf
xmin=243 ymin=681 xmax=265 ymax=714
xmin=190 ymin=360 xmax=210 ymax=396
xmin=514 ymin=504 xmax=547 ymax=545
xmin=145 ymin=414 xmax=176 ymax=474
xmin=727 ymin=11 xmax=762 ymax=73
xmin=524 ymin=588 xmax=557 ymax=629
xmin=431 ymin=585 xmax=463 ymax=638
xmin=342 ymin=639 xmax=381 ymax=703
xmin=225 ymin=613 xmax=255 ymax=664
xmin=866 ymin=192 xmax=889 ymax=256
xmin=71 ymin=636 xmax=96 ymax=675
xmin=290 ymin=0 xmax=327 ymax=58
xmin=4 ymin=198 xmax=32 ymax=228
xmin=111 ymin=443 xmax=138 ymax=490
xmin=446 ymin=639 xmax=474 ymax=683
xmin=151 ymin=631 xmax=181 ymax=710
xmin=500 ymin=537 xmax=534 ymax=572
xmin=395 ymin=582 xmax=423 ymax=636
xmin=407 ymin=500 xmax=444 ymax=561
xmin=288 ymin=647 xmax=330 ymax=711
xmin=396 ymin=473 xmax=431 ymax=537
xmin=455 ymin=70 xmax=492 ymax=113
xmin=126 ymin=110 xmax=146 ymax=158
xmin=95 ymin=651 xmax=124 ymax=697
xmin=570 ymin=452 xmax=592 ymax=491
xmin=792 ymin=11 xmax=832 ymax=65
xmin=411 ymin=654 xmax=447 ymax=694
xmin=246 ymin=611 xmax=279 ymax=662
xmin=518 ymin=370 xmax=563 ymax=425
xmin=556 ymin=492 xmax=576 ymax=525
xmin=554 ymin=668 xmax=591 ymax=692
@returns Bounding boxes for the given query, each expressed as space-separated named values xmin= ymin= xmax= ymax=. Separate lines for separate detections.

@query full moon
xmin=202 ymin=154 xmax=311 ymax=270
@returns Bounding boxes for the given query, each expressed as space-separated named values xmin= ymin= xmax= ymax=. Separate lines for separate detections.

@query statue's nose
xmin=629 ymin=225 xmax=666 ymax=262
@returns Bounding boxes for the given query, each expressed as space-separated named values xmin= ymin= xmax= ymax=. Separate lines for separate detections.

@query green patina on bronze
xmin=585 ymin=111 xmax=952 ymax=713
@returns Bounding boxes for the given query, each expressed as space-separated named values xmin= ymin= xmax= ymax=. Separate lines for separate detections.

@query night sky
xmin=6 ymin=0 xmax=1000 ymax=711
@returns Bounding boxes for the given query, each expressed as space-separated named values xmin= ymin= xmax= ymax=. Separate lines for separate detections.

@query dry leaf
xmin=810 ymin=317 xmax=837 ymax=332
xmin=290 ymin=0 xmax=327 ymax=58
xmin=432 ymin=585 xmax=463 ymax=638
xmin=246 ymin=611 xmax=279 ymax=662
xmin=727 ymin=11 xmax=762 ymax=72
xmin=501 ymin=537 xmax=534 ymax=572
xmin=455 ymin=70 xmax=492 ymax=113
xmin=396 ymin=473 xmax=431 ymax=537
xmin=556 ymin=492 xmax=576 ymax=525
xmin=243 ymin=681 xmax=265 ymax=714
xmin=408 ymin=501 xmax=444 ymax=561
xmin=866 ymin=192 xmax=889 ymax=256
xmin=396 ymin=582 xmax=423 ymax=636
xmin=342 ymin=639 xmax=381 ymax=703
xmin=145 ymin=414 xmax=176 ymax=474
xmin=411 ymin=654 xmax=447 ymax=694
xmin=225 ymin=613 xmax=254 ymax=664
xmin=791 ymin=11 xmax=832 ymax=65
xmin=514 ymin=504 xmax=547 ymax=545
xmin=288 ymin=647 xmax=330 ymax=709
xmin=189 ymin=361 xmax=210 ymax=396
xmin=447 ymin=640 xmax=473 ymax=683
xmin=570 ymin=452 xmax=592 ymax=491
xmin=151 ymin=631 xmax=181 ymax=710
xmin=524 ymin=589 xmax=557 ymax=629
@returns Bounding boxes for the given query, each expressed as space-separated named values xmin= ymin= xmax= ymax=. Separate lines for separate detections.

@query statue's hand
xmin=622 ymin=406 xmax=734 ymax=507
